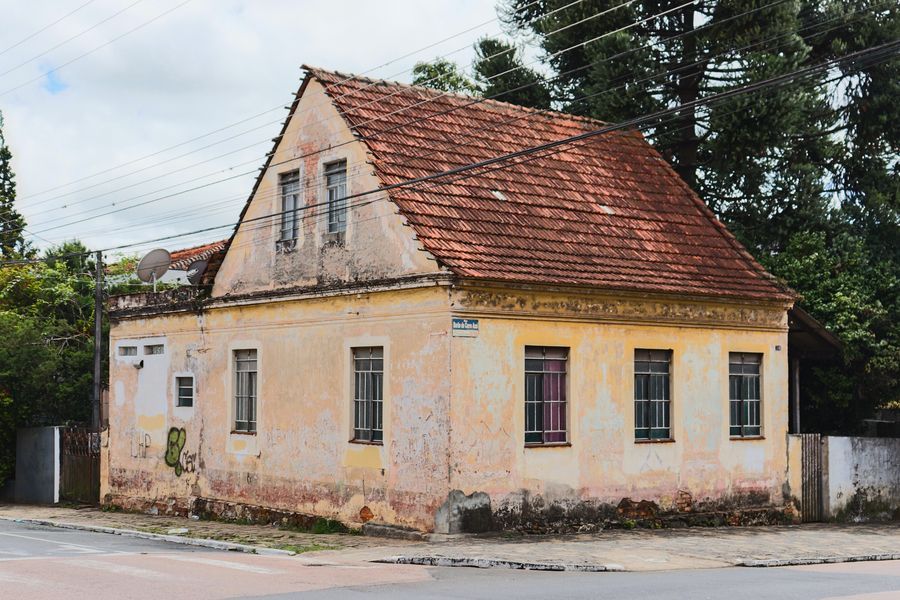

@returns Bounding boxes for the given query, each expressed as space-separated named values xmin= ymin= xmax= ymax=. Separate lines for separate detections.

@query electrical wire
xmin=14 ymin=0 xmax=561 ymax=202
xmin=7 ymin=38 xmax=893 ymax=270
xmin=0 ymin=0 xmax=194 ymax=99
xmin=0 ymin=0 xmax=100 ymax=58
xmin=27 ymin=0 xmax=880 ymax=247
xmin=21 ymin=1 xmax=693 ymax=235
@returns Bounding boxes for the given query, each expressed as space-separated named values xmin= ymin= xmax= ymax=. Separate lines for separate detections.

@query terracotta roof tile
xmin=303 ymin=67 xmax=793 ymax=301
xmin=170 ymin=240 xmax=227 ymax=271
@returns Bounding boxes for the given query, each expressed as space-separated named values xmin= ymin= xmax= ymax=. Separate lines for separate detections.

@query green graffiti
xmin=165 ymin=427 xmax=186 ymax=476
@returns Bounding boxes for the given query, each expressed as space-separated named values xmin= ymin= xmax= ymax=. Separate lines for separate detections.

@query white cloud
xmin=0 ymin=0 xmax=500 ymax=258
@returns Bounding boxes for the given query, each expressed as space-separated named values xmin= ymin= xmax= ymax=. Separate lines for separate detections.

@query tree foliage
xmin=411 ymin=58 xmax=479 ymax=94
xmin=473 ymin=37 xmax=552 ymax=108
xmin=0 ymin=245 xmax=97 ymax=481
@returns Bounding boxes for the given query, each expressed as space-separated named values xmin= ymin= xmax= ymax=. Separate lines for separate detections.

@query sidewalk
xmin=1 ymin=504 xmax=897 ymax=571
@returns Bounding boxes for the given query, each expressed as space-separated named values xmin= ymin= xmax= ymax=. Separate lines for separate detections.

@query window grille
xmin=176 ymin=376 xmax=193 ymax=408
xmin=234 ymin=349 xmax=257 ymax=433
xmin=634 ymin=349 xmax=672 ymax=440
xmin=524 ymin=346 xmax=568 ymax=444
xmin=325 ymin=161 xmax=347 ymax=234
xmin=353 ymin=347 xmax=383 ymax=443
xmin=730 ymin=353 xmax=762 ymax=437
xmin=279 ymin=171 xmax=300 ymax=244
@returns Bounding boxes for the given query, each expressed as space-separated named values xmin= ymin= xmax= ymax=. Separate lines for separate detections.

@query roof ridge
xmin=301 ymin=64 xmax=608 ymax=128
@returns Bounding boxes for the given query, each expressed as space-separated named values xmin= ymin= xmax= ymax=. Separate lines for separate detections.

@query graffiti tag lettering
xmin=164 ymin=427 xmax=187 ymax=476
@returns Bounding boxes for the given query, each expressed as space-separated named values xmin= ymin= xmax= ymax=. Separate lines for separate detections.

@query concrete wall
xmin=825 ymin=436 xmax=900 ymax=521
xmin=15 ymin=427 xmax=59 ymax=504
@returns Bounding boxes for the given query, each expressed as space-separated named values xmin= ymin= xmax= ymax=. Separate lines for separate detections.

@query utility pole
xmin=92 ymin=250 xmax=103 ymax=430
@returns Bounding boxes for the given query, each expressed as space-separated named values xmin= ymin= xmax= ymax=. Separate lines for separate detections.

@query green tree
xmin=0 ymin=244 xmax=96 ymax=482
xmin=473 ymin=37 xmax=552 ymax=108
xmin=0 ymin=112 xmax=29 ymax=259
xmin=411 ymin=58 xmax=479 ymax=94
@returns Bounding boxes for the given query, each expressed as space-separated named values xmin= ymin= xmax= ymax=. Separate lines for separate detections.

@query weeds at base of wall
xmin=102 ymin=494 xmax=361 ymax=534
xmin=492 ymin=491 xmax=798 ymax=535
xmin=833 ymin=489 xmax=900 ymax=523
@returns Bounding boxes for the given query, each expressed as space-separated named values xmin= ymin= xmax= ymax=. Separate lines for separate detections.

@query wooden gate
xmin=800 ymin=433 xmax=823 ymax=522
xmin=59 ymin=427 xmax=100 ymax=504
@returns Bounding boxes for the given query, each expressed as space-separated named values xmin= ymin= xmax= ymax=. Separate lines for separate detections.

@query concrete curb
xmin=738 ymin=553 xmax=900 ymax=567
xmin=0 ymin=516 xmax=297 ymax=557
xmin=376 ymin=555 xmax=625 ymax=572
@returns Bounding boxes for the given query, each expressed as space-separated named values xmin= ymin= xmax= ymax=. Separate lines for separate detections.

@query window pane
xmin=524 ymin=346 xmax=568 ymax=444
xmin=326 ymin=162 xmax=347 ymax=234
xmin=635 ymin=350 xmax=671 ymax=440
xmin=353 ymin=347 xmax=383 ymax=442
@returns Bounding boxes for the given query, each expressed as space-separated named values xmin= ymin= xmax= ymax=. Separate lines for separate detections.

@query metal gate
xmin=59 ymin=427 xmax=100 ymax=504
xmin=800 ymin=433 xmax=823 ymax=522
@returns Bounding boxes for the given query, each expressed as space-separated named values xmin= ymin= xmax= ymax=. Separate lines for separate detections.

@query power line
xmin=0 ymin=0 xmax=193 ymax=99
xmin=21 ymin=1 xmax=687 ymax=235
xmin=0 ymin=0 xmax=144 ymax=79
xmin=14 ymin=0 xmax=559 ymax=202
xmin=24 ymin=0 xmax=875 ymax=245
xmin=0 ymin=0 xmax=99 ymax=58
xmin=19 ymin=0 xmax=603 ymax=214
xmin=8 ymin=39 xmax=895 ymax=268
xmin=24 ymin=0 xmax=879 ymax=250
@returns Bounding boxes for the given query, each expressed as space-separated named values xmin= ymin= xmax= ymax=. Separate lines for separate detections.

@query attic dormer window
xmin=326 ymin=161 xmax=347 ymax=234
xmin=279 ymin=170 xmax=300 ymax=245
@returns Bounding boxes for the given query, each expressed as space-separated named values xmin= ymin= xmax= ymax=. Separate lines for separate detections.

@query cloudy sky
xmin=0 ymin=0 xmax=502 ymax=259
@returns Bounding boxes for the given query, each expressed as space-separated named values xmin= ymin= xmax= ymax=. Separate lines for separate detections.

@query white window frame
xmin=233 ymin=349 xmax=258 ymax=433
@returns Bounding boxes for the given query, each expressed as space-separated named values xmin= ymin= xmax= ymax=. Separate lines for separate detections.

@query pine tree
xmin=411 ymin=58 xmax=479 ymax=94
xmin=473 ymin=38 xmax=552 ymax=109
xmin=0 ymin=112 xmax=28 ymax=259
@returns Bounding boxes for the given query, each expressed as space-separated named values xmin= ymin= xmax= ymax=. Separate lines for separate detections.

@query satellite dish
xmin=186 ymin=259 xmax=207 ymax=285
xmin=136 ymin=248 xmax=171 ymax=291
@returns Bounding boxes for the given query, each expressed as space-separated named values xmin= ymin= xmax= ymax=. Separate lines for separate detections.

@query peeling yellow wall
xmin=108 ymin=286 xmax=452 ymax=530
xmin=448 ymin=286 xmax=791 ymax=515
xmin=109 ymin=282 xmax=791 ymax=531
xmin=212 ymin=78 xmax=439 ymax=298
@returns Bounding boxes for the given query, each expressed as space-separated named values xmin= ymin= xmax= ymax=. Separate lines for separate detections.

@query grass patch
xmin=280 ymin=517 xmax=350 ymax=535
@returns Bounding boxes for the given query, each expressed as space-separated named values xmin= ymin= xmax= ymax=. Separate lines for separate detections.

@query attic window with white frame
xmin=325 ymin=161 xmax=347 ymax=234
xmin=278 ymin=170 xmax=300 ymax=246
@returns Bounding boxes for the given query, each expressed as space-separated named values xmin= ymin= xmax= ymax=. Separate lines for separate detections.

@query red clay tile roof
xmin=308 ymin=67 xmax=793 ymax=301
xmin=170 ymin=240 xmax=227 ymax=271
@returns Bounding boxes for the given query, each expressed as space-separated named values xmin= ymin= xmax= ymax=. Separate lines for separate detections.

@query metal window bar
xmin=176 ymin=376 xmax=193 ymax=408
xmin=279 ymin=171 xmax=300 ymax=241
xmin=234 ymin=349 xmax=257 ymax=432
xmin=326 ymin=162 xmax=347 ymax=234
xmin=729 ymin=353 xmax=761 ymax=437
xmin=524 ymin=346 xmax=568 ymax=444
xmin=353 ymin=347 xmax=383 ymax=442
xmin=634 ymin=349 xmax=671 ymax=440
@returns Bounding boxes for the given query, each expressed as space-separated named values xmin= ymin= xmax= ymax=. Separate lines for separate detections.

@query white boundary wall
xmin=824 ymin=436 xmax=900 ymax=521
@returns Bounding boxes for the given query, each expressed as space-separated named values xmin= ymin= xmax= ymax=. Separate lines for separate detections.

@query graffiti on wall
xmin=129 ymin=429 xmax=152 ymax=458
xmin=164 ymin=427 xmax=197 ymax=477
xmin=164 ymin=427 xmax=187 ymax=476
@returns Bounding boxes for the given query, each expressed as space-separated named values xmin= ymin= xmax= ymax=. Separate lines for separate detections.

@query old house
xmin=104 ymin=66 xmax=799 ymax=532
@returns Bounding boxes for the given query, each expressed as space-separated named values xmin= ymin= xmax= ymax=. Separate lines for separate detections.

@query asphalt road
xmin=1 ymin=519 xmax=898 ymax=600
